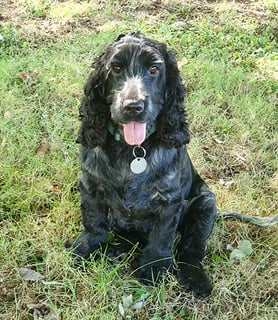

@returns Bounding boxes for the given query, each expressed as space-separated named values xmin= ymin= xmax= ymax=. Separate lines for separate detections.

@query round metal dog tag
xmin=130 ymin=157 xmax=147 ymax=174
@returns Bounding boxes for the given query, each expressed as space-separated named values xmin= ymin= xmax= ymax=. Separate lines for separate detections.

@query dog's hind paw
xmin=177 ymin=264 xmax=212 ymax=297
xmin=136 ymin=257 xmax=174 ymax=285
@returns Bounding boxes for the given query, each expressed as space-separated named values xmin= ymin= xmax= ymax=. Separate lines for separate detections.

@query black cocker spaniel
xmin=70 ymin=33 xmax=217 ymax=297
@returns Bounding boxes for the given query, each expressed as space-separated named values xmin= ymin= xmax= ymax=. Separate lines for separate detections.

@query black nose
xmin=123 ymin=100 xmax=145 ymax=115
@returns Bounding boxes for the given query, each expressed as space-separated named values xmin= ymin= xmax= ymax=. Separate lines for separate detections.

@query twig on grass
xmin=217 ymin=211 xmax=278 ymax=227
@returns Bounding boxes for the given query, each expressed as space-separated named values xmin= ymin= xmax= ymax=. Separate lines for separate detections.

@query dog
xmin=69 ymin=33 xmax=217 ymax=297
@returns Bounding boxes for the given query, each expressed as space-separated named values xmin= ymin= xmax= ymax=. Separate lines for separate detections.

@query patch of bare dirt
xmin=1 ymin=0 xmax=277 ymax=45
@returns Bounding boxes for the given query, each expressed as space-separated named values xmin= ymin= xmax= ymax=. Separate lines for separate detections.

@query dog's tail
xmin=217 ymin=211 xmax=278 ymax=227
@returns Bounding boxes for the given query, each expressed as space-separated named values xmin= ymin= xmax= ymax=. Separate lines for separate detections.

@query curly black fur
xmin=77 ymin=32 xmax=189 ymax=148
xmin=69 ymin=33 xmax=216 ymax=297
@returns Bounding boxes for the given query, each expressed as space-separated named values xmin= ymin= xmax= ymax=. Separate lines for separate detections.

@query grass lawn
xmin=0 ymin=1 xmax=277 ymax=319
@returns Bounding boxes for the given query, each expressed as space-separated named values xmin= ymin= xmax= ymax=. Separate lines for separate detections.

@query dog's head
xmin=78 ymin=33 xmax=190 ymax=147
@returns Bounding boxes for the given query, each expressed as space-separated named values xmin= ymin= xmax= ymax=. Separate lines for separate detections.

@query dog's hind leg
xmin=177 ymin=180 xmax=216 ymax=297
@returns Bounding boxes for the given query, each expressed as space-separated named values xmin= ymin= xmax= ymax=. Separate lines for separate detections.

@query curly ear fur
xmin=156 ymin=49 xmax=190 ymax=147
xmin=77 ymin=34 xmax=127 ymax=147
xmin=77 ymin=52 xmax=110 ymax=147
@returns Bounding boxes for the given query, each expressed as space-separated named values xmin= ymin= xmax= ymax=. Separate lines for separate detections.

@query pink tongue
xmin=123 ymin=122 xmax=146 ymax=145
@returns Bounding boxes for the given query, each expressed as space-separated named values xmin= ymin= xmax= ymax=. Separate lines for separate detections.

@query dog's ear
xmin=77 ymin=52 xmax=110 ymax=147
xmin=115 ymin=33 xmax=126 ymax=41
xmin=156 ymin=49 xmax=190 ymax=147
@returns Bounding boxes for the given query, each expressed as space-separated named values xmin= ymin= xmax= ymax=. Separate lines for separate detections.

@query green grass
xmin=1 ymin=1 xmax=277 ymax=319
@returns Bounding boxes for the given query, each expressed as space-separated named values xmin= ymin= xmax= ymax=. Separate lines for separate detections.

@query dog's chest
xmin=106 ymin=173 xmax=172 ymax=231
xmin=113 ymin=161 xmax=159 ymax=210
xmin=108 ymin=151 xmax=180 ymax=214
xmin=91 ymin=145 xmax=183 ymax=227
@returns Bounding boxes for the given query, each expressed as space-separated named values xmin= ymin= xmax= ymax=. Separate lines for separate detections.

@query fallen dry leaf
xmin=213 ymin=137 xmax=224 ymax=144
xmin=1 ymin=138 xmax=7 ymax=148
xmin=202 ymin=169 xmax=217 ymax=180
xmin=37 ymin=142 xmax=49 ymax=156
xmin=16 ymin=70 xmax=38 ymax=87
xmin=18 ymin=268 xmax=46 ymax=281
xmin=28 ymin=303 xmax=57 ymax=320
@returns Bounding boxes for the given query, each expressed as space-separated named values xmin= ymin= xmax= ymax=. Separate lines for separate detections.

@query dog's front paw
xmin=65 ymin=231 xmax=106 ymax=261
xmin=177 ymin=263 xmax=212 ymax=297
xmin=136 ymin=256 xmax=174 ymax=285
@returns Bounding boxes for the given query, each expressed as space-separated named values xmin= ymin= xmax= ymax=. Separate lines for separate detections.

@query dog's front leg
xmin=69 ymin=176 xmax=108 ymax=260
xmin=136 ymin=203 xmax=181 ymax=284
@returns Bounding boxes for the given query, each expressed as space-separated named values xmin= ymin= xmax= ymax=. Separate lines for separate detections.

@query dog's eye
xmin=149 ymin=66 xmax=159 ymax=75
xmin=112 ymin=65 xmax=122 ymax=74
